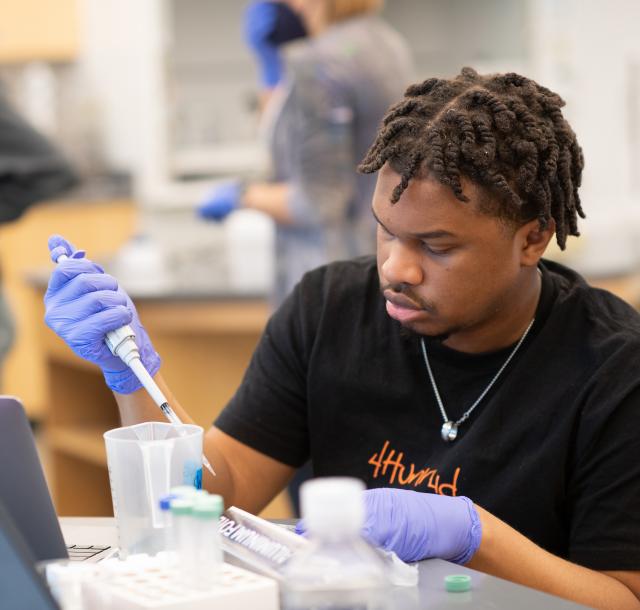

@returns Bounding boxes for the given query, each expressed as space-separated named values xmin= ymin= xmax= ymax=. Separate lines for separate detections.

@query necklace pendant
xmin=441 ymin=421 xmax=458 ymax=442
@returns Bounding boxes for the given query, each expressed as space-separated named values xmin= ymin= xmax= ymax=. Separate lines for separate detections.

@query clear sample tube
xmin=192 ymin=494 xmax=224 ymax=589
xmin=170 ymin=497 xmax=196 ymax=586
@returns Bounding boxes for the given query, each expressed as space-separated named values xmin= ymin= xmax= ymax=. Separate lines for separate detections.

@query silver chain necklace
xmin=420 ymin=317 xmax=535 ymax=442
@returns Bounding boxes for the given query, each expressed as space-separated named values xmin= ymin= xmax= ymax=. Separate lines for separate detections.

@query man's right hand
xmin=44 ymin=234 xmax=160 ymax=394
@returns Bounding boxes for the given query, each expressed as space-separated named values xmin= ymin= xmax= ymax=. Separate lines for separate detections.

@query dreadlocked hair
xmin=358 ymin=67 xmax=585 ymax=249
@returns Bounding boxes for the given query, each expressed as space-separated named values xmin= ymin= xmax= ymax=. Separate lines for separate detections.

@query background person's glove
xmin=244 ymin=1 xmax=306 ymax=88
xmin=362 ymin=488 xmax=482 ymax=564
xmin=44 ymin=234 xmax=160 ymax=394
xmin=196 ymin=181 xmax=242 ymax=222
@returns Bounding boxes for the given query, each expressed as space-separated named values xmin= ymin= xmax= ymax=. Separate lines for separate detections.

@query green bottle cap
xmin=170 ymin=497 xmax=193 ymax=516
xmin=192 ymin=494 xmax=224 ymax=519
xmin=444 ymin=574 xmax=471 ymax=593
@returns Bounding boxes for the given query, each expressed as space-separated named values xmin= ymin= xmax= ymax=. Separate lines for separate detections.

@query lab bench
xmin=58 ymin=517 xmax=589 ymax=609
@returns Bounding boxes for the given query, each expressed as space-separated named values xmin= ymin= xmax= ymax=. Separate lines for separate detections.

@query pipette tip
xmin=202 ymin=455 xmax=217 ymax=477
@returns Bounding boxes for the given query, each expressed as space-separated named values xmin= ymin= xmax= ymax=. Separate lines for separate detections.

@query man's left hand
xmin=362 ymin=488 xmax=482 ymax=564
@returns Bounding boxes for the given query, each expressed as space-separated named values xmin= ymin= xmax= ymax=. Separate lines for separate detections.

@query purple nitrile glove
xmin=294 ymin=519 xmax=306 ymax=537
xmin=197 ymin=181 xmax=242 ymax=222
xmin=44 ymin=234 xmax=161 ymax=394
xmin=362 ymin=488 xmax=482 ymax=564
xmin=244 ymin=2 xmax=284 ymax=88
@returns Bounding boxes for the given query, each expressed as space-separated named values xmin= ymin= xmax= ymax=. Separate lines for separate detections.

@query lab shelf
xmin=136 ymin=300 xmax=269 ymax=334
xmin=47 ymin=426 xmax=108 ymax=467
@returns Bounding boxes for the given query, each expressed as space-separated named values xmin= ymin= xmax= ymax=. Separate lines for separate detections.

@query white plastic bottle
xmin=281 ymin=477 xmax=390 ymax=610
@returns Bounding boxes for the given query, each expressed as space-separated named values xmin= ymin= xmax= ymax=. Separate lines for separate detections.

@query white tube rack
xmin=49 ymin=555 xmax=279 ymax=610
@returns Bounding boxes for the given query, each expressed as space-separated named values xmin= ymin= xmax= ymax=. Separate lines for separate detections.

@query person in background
xmin=45 ymin=66 xmax=640 ymax=608
xmin=198 ymin=0 xmax=413 ymax=306
xmin=0 ymin=86 xmax=77 ymax=384
xmin=199 ymin=0 xmax=413 ymax=514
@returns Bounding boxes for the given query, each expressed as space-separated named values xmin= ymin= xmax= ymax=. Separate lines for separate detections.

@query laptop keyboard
xmin=66 ymin=544 xmax=112 ymax=561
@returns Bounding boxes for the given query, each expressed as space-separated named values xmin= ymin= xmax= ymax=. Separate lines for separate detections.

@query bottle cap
xmin=159 ymin=494 xmax=176 ymax=511
xmin=300 ymin=477 xmax=365 ymax=536
xmin=193 ymin=494 xmax=224 ymax=519
xmin=444 ymin=574 xmax=471 ymax=592
xmin=170 ymin=497 xmax=193 ymax=516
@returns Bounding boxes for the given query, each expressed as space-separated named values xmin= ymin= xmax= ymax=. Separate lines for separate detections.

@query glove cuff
xmin=255 ymin=45 xmax=282 ymax=88
xmin=449 ymin=496 xmax=482 ymax=565
xmin=103 ymin=349 xmax=161 ymax=395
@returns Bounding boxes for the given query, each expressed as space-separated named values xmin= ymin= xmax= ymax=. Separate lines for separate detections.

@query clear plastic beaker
xmin=104 ymin=422 xmax=203 ymax=557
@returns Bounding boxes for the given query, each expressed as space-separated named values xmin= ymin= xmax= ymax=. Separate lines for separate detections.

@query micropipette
xmin=56 ymin=253 xmax=216 ymax=477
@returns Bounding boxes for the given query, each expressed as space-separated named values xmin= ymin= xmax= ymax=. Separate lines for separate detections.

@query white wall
xmin=528 ymin=0 xmax=640 ymax=274
xmin=77 ymin=0 xmax=153 ymax=173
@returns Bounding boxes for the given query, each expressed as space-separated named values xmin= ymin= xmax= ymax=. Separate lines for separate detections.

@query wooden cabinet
xmin=0 ymin=0 xmax=79 ymax=63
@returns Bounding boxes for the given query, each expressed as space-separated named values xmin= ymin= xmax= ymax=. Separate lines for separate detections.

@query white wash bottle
xmin=281 ymin=477 xmax=389 ymax=610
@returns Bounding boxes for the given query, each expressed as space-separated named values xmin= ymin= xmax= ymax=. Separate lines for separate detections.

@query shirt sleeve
xmin=214 ymin=276 xmax=316 ymax=468
xmin=282 ymin=57 xmax=357 ymax=229
xmin=567 ymin=381 xmax=640 ymax=570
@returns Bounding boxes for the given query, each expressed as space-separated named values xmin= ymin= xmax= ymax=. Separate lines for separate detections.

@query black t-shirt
xmin=216 ymin=256 xmax=640 ymax=571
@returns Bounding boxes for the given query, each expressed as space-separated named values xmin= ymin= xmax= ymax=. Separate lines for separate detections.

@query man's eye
xmin=422 ymin=243 xmax=450 ymax=256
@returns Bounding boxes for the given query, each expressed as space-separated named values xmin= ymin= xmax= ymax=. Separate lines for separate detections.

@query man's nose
xmin=380 ymin=240 xmax=423 ymax=287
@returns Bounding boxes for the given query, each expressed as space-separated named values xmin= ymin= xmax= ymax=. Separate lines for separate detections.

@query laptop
xmin=0 ymin=396 xmax=115 ymax=562
xmin=0 ymin=499 xmax=60 ymax=609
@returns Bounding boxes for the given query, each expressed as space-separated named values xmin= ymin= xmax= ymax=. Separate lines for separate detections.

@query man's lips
xmin=383 ymin=290 xmax=422 ymax=310
xmin=384 ymin=290 xmax=426 ymax=323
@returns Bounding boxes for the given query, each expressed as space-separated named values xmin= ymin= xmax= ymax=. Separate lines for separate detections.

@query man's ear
xmin=518 ymin=218 xmax=556 ymax=266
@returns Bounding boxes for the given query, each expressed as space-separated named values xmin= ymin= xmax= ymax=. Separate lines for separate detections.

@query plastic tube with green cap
xmin=171 ymin=497 xmax=195 ymax=585
xmin=193 ymin=493 xmax=225 ymax=588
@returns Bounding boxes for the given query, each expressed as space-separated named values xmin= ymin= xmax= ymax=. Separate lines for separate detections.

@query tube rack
xmin=49 ymin=555 xmax=279 ymax=610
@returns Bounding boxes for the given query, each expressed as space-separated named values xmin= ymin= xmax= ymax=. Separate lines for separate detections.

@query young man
xmin=45 ymin=68 xmax=640 ymax=608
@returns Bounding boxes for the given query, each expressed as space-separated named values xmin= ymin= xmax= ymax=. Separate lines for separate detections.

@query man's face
xmin=374 ymin=165 xmax=533 ymax=351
